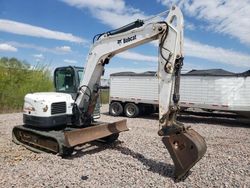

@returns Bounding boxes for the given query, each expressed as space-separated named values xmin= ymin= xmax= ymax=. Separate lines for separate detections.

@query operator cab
xmin=54 ymin=66 xmax=100 ymax=119
xmin=54 ymin=66 xmax=83 ymax=100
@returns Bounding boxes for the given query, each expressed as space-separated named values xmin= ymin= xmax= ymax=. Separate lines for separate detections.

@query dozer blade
xmin=64 ymin=120 xmax=128 ymax=147
xmin=162 ymin=128 xmax=207 ymax=180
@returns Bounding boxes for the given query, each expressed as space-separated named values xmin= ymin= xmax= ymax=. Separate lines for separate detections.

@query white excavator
xmin=12 ymin=6 xmax=206 ymax=180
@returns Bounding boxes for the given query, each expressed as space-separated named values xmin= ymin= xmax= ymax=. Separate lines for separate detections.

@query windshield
xmin=77 ymin=70 xmax=83 ymax=84
xmin=55 ymin=68 xmax=75 ymax=93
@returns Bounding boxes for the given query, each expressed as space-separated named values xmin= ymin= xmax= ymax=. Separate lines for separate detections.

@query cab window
xmin=55 ymin=68 xmax=75 ymax=93
xmin=77 ymin=70 xmax=84 ymax=84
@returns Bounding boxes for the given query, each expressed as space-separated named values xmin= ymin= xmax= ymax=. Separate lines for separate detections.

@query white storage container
xmin=109 ymin=69 xmax=250 ymax=118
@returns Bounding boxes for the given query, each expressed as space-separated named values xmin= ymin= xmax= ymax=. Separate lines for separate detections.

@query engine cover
xmin=23 ymin=92 xmax=74 ymax=128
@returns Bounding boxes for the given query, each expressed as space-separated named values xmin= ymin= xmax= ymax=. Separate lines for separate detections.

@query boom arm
xmin=75 ymin=6 xmax=183 ymax=130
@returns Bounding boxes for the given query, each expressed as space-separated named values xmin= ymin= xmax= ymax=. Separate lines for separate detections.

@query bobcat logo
xmin=117 ymin=35 xmax=137 ymax=45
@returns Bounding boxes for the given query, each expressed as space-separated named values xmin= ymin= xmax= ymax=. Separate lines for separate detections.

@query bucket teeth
xmin=162 ymin=128 xmax=207 ymax=180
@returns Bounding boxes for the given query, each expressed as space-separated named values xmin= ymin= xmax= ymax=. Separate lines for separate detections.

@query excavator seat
xmin=162 ymin=128 xmax=207 ymax=180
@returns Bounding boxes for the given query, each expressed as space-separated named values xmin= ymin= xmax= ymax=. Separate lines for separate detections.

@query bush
xmin=0 ymin=57 xmax=54 ymax=113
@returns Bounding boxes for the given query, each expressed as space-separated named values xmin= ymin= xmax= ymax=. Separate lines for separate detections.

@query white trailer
xmin=109 ymin=69 xmax=250 ymax=118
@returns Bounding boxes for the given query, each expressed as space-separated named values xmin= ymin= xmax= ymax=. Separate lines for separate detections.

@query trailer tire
xmin=124 ymin=103 xmax=139 ymax=118
xmin=109 ymin=102 xmax=123 ymax=116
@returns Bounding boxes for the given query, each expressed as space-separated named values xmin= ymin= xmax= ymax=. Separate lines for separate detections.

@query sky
xmin=0 ymin=0 xmax=250 ymax=78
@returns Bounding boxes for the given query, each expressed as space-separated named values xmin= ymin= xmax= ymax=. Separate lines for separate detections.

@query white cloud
xmin=55 ymin=46 xmax=72 ymax=53
xmin=157 ymin=0 xmax=250 ymax=46
xmin=185 ymin=38 xmax=250 ymax=68
xmin=7 ymin=41 xmax=61 ymax=54
xmin=33 ymin=53 xmax=45 ymax=62
xmin=61 ymin=0 xmax=125 ymax=12
xmin=33 ymin=53 xmax=44 ymax=59
xmin=185 ymin=21 xmax=195 ymax=30
xmin=182 ymin=61 xmax=208 ymax=73
xmin=0 ymin=43 xmax=17 ymax=52
xmin=117 ymin=51 xmax=157 ymax=62
xmin=92 ymin=8 xmax=147 ymax=28
xmin=0 ymin=19 xmax=85 ymax=43
xmin=4 ymin=41 xmax=77 ymax=55
xmin=61 ymin=0 xmax=147 ymax=28
xmin=64 ymin=59 xmax=77 ymax=64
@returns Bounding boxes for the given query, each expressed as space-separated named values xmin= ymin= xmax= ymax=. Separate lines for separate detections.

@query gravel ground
xmin=0 ymin=105 xmax=249 ymax=187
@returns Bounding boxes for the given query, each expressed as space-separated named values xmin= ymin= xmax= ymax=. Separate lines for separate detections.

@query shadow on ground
xmin=177 ymin=112 xmax=250 ymax=128
xmin=64 ymin=140 xmax=187 ymax=180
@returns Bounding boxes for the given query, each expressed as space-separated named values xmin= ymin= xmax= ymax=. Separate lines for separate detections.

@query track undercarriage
xmin=12 ymin=119 xmax=128 ymax=156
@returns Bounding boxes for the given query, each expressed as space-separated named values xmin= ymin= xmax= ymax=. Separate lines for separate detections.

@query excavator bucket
xmin=162 ymin=128 xmax=207 ymax=180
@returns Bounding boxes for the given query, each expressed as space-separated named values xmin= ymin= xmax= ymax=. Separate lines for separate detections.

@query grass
xmin=100 ymin=89 xmax=110 ymax=104
xmin=0 ymin=57 xmax=54 ymax=113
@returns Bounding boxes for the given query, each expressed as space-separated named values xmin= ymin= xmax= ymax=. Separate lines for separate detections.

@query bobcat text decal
xmin=117 ymin=35 xmax=136 ymax=45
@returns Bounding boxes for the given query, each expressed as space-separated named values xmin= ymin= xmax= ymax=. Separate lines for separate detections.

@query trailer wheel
xmin=124 ymin=103 xmax=139 ymax=118
xmin=109 ymin=102 xmax=123 ymax=116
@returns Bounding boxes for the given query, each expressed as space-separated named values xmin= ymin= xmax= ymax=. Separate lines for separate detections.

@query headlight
xmin=23 ymin=106 xmax=35 ymax=112
xmin=43 ymin=105 xmax=48 ymax=112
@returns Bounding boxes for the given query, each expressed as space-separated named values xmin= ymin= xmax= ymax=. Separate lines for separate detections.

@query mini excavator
xmin=12 ymin=6 xmax=206 ymax=180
